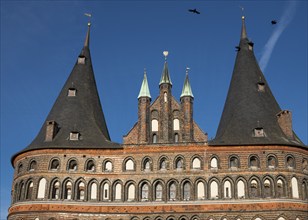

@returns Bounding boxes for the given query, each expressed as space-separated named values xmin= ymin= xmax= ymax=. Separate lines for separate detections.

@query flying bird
xmin=235 ymin=46 xmax=241 ymax=52
xmin=271 ymin=20 xmax=277 ymax=25
xmin=188 ymin=9 xmax=200 ymax=14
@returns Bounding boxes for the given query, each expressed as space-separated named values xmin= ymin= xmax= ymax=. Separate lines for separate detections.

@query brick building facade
xmin=8 ymin=17 xmax=308 ymax=220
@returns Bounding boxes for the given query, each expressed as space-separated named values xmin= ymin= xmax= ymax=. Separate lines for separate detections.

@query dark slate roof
xmin=211 ymin=17 xmax=305 ymax=147
xmin=13 ymin=24 xmax=121 ymax=161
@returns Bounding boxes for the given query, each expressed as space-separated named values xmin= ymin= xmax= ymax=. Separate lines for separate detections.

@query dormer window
xmin=253 ymin=127 xmax=265 ymax=137
xmin=248 ymin=41 xmax=254 ymax=51
xmin=68 ymin=88 xmax=76 ymax=97
xmin=257 ymin=82 xmax=265 ymax=92
xmin=78 ymin=56 xmax=85 ymax=64
xmin=70 ymin=132 xmax=80 ymax=140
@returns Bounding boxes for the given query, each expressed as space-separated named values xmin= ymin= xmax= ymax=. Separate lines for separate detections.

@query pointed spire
xmin=159 ymin=51 xmax=172 ymax=86
xmin=138 ymin=69 xmax=151 ymax=99
xmin=180 ymin=67 xmax=194 ymax=98
xmin=241 ymin=16 xmax=247 ymax=39
xmin=211 ymin=16 xmax=304 ymax=147
xmin=84 ymin=22 xmax=91 ymax=47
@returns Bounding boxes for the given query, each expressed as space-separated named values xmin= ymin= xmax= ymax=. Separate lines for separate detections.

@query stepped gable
xmin=211 ymin=16 xmax=305 ymax=147
xmin=12 ymin=23 xmax=121 ymax=161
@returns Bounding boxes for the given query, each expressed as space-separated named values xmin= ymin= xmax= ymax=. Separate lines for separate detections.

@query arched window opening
xmin=267 ymin=156 xmax=276 ymax=169
xmin=183 ymin=182 xmax=191 ymax=200
xmin=249 ymin=156 xmax=259 ymax=169
xmin=230 ymin=156 xmax=239 ymax=169
xmin=37 ymin=178 xmax=46 ymax=199
xmin=86 ymin=160 xmax=95 ymax=172
xmin=291 ymin=177 xmax=299 ymax=198
xmin=173 ymin=119 xmax=180 ymax=131
xmin=151 ymin=119 xmax=158 ymax=132
xmin=141 ymin=183 xmax=149 ymax=201
xmin=125 ymin=159 xmax=134 ymax=171
xmin=249 ymin=179 xmax=259 ymax=198
xmin=263 ymin=179 xmax=272 ymax=198
xmin=64 ymin=181 xmax=72 ymax=200
xmin=104 ymin=161 xmax=113 ymax=172
xmin=102 ymin=183 xmax=110 ymax=201
xmin=197 ymin=181 xmax=205 ymax=200
xmin=29 ymin=160 xmax=37 ymax=171
xmin=115 ymin=183 xmax=122 ymax=201
xmin=164 ymin=92 xmax=167 ymax=102
xmin=68 ymin=159 xmax=77 ymax=171
xmin=210 ymin=157 xmax=218 ymax=169
xmin=143 ymin=158 xmax=151 ymax=171
xmin=155 ymin=183 xmax=163 ymax=201
xmin=192 ymin=157 xmax=201 ymax=169
xmin=152 ymin=134 xmax=157 ymax=143
xmin=160 ymin=158 xmax=167 ymax=170
xmin=174 ymin=133 xmax=179 ymax=143
xmin=50 ymin=159 xmax=60 ymax=170
xmin=169 ymin=183 xmax=177 ymax=200
xmin=90 ymin=182 xmax=97 ymax=200
xmin=26 ymin=182 xmax=33 ymax=200
xmin=287 ymin=156 xmax=295 ymax=169
xmin=223 ymin=181 xmax=231 ymax=198
xmin=210 ymin=181 xmax=218 ymax=199
xmin=18 ymin=182 xmax=24 ymax=201
xmin=77 ymin=182 xmax=85 ymax=200
xmin=51 ymin=181 xmax=60 ymax=199
xmin=18 ymin=163 xmax=23 ymax=173
xmin=176 ymin=158 xmax=184 ymax=170
xmin=127 ymin=184 xmax=135 ymax=201
xmin=237 ymin=180 xmax=245 ymax=199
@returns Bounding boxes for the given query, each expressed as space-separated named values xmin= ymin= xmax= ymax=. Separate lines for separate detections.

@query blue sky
xmin=0 ymin=1 xmax=307 ymax=218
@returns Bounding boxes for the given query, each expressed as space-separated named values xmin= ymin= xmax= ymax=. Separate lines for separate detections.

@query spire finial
xmin=84 ymin=13 xmax=92 ymax=26
xmin=163 ymin=51 xmax=169 ymax=61
xmin=186 ymin=67 xmax=190 ymax=76
xmin=240 ymin=9 xmax=247 ymax=39
xmin=83 ymin=13 xmax=92 ymax=47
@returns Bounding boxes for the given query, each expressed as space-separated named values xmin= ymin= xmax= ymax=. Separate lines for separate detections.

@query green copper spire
xmin=180 ymin=68 xmax=194 ymax=98
xmin=138 ymin=69 xmax=151 ymax=99
xmin=159 ymin=51 xmax=172 ymax=86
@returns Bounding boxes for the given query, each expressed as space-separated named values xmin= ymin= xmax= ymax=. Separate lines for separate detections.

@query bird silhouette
xmin=188 ymin=9 xmax=200 ymax=14
xmin=271 ymin=20 xmax=277 ymax=25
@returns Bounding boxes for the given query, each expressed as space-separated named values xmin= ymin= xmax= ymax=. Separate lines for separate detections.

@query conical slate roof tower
xmin=212 ymin=16 xmax=305 ymax=147
xmin=13 ymin=23 xmax=120 ymax=160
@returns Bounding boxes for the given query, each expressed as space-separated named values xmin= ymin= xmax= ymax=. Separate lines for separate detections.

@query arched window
xmin=155 ymin=183 xmax=163 ymax=201
xmin=277 ymin=217 xmax=285 ymax=220
xmin=86 ymin=160 xmax=95 ymax=172
xmin=267 ymin=155 xmax=276 ymax=169
xmin=115 ymin=183 xmax=122 ymax=201
xmin=64 ymin=181 xmax=72 ymax=200
xmin=152 ymin=134 xmax=157 ymax=143
xmin=249 ymin=179 xmax=259 ymax=198
xmin=164 ymin=92 xmax=167 ymax=102
xmin=102 ymin=182 xmax=110 ymax=201
xmin=223 ymin=180 xmax=231 ymax=198
xmin=127 ymin=184 xmax=135 ymax=201
xmin=89 ymin=182 xmax=97 ymax=200
xmin=169 ymin=183 xmax=177 ymax=200
xmin=291 ymin=177 xmax=299 ymax=198
xmin=76 ymin=182 xmax=85 ymax=200
xmin=141 ymin=183 xmax=149 ymax=201
xmin=151 ymin=119 xmax=158 ymax=132
xmin=174 ymin=133 xmax=179 ymax=143
xmin=286 ymin=155 xmax=295 ymax=169
xmin=143 ymin=158 xmax=152 ymax=171
xmin=159 ymin=157 xmax=168 ymax=170
xmin=29 ymin=160 xmax=37 ymax=171
xmin=26 ymin=181 xmax=33 ymax=200
xmin=173 ymin=119 xmax=180 ymax=131
xmin=37 ymin=178 xmax=46 ymax=199
xmin=249 ymin=156 xmax=259 ymax=169
xmin=196 ymin=181 xmax=205 ymax=200
xmin=230 ymin=156 xmax=239 ymax=169
xmin=263 ymin=179 xmax=272 ymax=198
xmin=125 ymin=159 xmax=135 ymax=171
xmin=51 ymin=181 xmax=60 ymax=199
xmin=237 ymin=180 xmax=245 ymax=199
xmin=183 ymin=182 xmax=191 ymax=200
xmin=175 ymin=157 xmax=184 ymax=170
xmin=68 ymin=159 xmax=77 ymax=171
xmin=192 ymin=157 xmax=201 ymax=169
xmin=276 ymin=179 xmax=285 ymax=198
xmin=210 ymin=157 xmax=218 ymax=169
xmin=210 ymin=181 xmax=218 ymax=199
xmin=50 ymin=159 xmax=60 ymax=170
xmin=18 ymin=182 xmax=24 ymax=201
xmin=104 ymin=161 xmax=113 ymax=172
xmin=18 ymin=163 xmax=23 ymax=173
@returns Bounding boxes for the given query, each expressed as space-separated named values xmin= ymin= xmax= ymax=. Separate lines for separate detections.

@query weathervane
xmin=163 ymin=51 xmax=169 ymax=61
xmin=84 ymin=13 xmax=92 ymax=26
xmin=239 ymin=6 xmax=245 ymax=19
xmin=186 ymin=67 xmax=190 ymax=75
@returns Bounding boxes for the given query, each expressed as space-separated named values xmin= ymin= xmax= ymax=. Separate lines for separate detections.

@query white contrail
xmin=259 ymin=1 xmax=297 ymax=72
